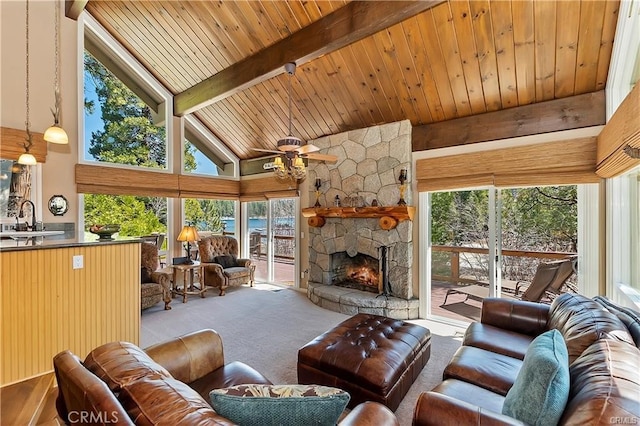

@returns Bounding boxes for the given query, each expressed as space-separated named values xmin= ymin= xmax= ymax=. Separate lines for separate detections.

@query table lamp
xmin=177 ymin=225 xmax=200 ymax=264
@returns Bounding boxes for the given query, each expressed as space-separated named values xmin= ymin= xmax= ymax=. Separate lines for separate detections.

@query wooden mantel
xmin=302 ymin=206 xmax=415 ymax=230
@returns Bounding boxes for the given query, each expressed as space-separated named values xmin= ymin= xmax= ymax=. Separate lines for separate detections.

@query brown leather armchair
xmin=198 ymin=236 xmax=255 ymax=296
xmin=141 ymin=242 xmax=172 ymax=310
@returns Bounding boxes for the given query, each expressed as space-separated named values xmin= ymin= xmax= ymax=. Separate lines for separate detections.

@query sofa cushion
xmin=84 ymin=342 xmax=172 ymax=392
xmin=443 ymin=345 xmax=522 ymax=396
xmin=594 ymin=296 xmax=640 ymax=347
xmin=562 ymin=339 xmax=640 ymax=424
xmin=209 ymin=384 xmax=350 ymax=426
xmin=118 ymin=377 xmax=230 ymax=426
xmin=502 ymin=329 xmax=570 ymax=426
xmin=214 ymin=255 xmax=237 ymax=269
xmin=462 ymin=322 xmax=535 ymax=360
xmin=548 ymin=293 xmax=634 ymax=363
xmin=188 ymin=361 xmax=273 ymax=401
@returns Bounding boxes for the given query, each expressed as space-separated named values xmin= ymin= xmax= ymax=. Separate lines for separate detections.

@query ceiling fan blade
xmin=252 ymin=148 xmax=282 ymax=155
xmin=296 ymin=144 xmax=320 ymax=154
xmin=305 ymin=152 xmax=338 ymax=163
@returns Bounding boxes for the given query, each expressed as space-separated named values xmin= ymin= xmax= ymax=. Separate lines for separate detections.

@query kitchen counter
xmin=0 ymin=237 xmax=142 ymax=252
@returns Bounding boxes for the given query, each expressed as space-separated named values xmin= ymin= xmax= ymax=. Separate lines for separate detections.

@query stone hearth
xmin=307 ymin=282 xmax=419 ymax=320
xmin=306 ymin=120 xmax=418 ymax=319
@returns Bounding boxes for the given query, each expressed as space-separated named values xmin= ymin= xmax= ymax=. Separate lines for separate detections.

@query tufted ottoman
xmin=297 ymin=313 xmax=431 ymax=411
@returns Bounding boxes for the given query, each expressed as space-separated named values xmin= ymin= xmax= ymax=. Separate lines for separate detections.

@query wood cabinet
xmin=301 ymin=206 xmax=415 ymax=230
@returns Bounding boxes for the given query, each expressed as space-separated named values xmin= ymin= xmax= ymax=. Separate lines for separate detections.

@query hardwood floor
xmin=0 ymin=373 xmax=62 ymax=425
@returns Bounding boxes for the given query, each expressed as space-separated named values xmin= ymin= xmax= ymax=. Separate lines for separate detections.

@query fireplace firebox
xmin=331 ymin=252 xmax=379 ymax=294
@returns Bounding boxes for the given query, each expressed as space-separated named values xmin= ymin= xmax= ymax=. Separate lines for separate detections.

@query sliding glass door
xmin=428 ymin=185 xmax=578 ymax=324
xmin=244 ymin=198 xmax=298 ymax=286
xmin=430 ymin=189 xmax=493 ymax=322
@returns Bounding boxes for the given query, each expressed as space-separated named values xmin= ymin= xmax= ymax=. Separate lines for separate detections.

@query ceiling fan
xmin=252 ymin=63 xmax=338 ymax=177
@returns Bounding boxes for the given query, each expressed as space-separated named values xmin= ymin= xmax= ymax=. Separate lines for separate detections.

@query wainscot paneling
xmin=0 ymin=242 xmax=140 ymax=386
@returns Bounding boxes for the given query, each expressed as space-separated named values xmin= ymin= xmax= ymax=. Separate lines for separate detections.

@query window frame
xmin=183 ymin=115 xmax=239 ymax=178
xmin=80 ymin=13 xmax=174 ymax=173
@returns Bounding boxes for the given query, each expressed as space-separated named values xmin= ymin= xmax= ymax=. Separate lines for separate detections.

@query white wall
xmin=1 ymin=0 xmax=79 ymax=225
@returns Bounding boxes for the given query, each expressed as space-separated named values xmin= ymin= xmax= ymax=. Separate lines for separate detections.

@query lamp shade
xmin=17 ymin=152 xmax=37 ymax=165
xmin=177 ymin=225 xmax=200 ymax=242
xmin=44 ymin=124 xmax=68 ymax=144
xmin=293 ymin=156 xmax=305 ymax=168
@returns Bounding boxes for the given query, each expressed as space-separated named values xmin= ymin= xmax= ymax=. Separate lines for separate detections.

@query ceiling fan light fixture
xmin=277 ymin=136 xmax=303 ymax=151
xmin=272 ymin=62 xmax=308 ymax=182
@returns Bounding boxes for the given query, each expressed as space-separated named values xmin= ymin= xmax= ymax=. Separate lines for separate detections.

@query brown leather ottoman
xmin=297 ymin=313 xmax=431 ymax=411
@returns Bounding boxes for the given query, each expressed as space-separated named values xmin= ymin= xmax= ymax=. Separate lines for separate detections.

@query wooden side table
xmin=170 ymin=261 xmax=205 ymax=303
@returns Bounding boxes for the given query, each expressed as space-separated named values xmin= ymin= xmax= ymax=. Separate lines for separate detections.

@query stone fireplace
xmin=305 ymin=120 xmax=419 ymax=320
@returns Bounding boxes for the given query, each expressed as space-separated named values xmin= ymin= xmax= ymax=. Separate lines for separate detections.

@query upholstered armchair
xmin=198 ymin=236 xmax=255 ymax=296
xmin=141 ymin=242 xmax=172 ymax=310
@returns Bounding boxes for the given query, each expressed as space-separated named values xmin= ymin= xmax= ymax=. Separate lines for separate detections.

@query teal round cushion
xmin=210 ymin=384 xmax=350 ymax=426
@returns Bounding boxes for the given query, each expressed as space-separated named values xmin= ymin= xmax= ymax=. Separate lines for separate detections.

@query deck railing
xmin=250 ymin=232 xmax=295 ymax=263
xmin=431 ymin=244 xmax=577 ymax=285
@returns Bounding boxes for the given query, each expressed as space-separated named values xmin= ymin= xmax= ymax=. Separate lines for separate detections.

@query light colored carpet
xmin=141 ymin=283 xmax=465 ymax=426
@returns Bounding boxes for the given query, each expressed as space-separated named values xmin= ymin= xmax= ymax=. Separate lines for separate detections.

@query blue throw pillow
xmin=209 ymin=384 xmax=350 ymax=426
xmin=502 ymin=329 xmax=570 ymax=425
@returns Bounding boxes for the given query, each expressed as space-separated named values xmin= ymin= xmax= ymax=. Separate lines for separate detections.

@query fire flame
xmin=347 ymin=265 xmax=379 ymax=286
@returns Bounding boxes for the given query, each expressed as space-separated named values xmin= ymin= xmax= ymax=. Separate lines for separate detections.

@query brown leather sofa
xmin=413 ymin=293 xmax=640 ymax=425
xmin=54 ymin=329 xmax=398 ymax=425
xmin=198 ymin=236 xmax=255 ymax=296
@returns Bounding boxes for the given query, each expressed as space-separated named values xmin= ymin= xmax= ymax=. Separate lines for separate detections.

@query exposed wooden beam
xmin=65 ymin=0 xmax=88 ymax=20
xmin=596 ymin=83 xmax=640 ymax=177
xmin=412 ymin=91 xmax=606 ymax=151
xmin=174 ymin=0 xmax=444 ymax=116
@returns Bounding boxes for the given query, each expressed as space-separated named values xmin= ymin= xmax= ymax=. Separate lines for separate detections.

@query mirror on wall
xmin=48 ymin=195 xmax=69 ymax=216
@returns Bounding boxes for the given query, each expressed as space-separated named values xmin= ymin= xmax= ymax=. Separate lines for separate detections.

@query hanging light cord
xmin=24 ymin=0 xmax=32 ymax=152
xmin=52 ymin=0 xmax=62 ymax=120
xmin=287 ymin=68 xmax=292 ymax=136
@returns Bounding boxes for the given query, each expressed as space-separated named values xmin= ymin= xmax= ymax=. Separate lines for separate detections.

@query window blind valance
xmin=239 ymin=177 xmax=298 ymax=201
xmin=76 ymin=164 xmax=295 ymax=200
xmin=178 ymin=174 xmax=239 ymax=199
xmin=75 ymin=164 xmax=180 ymax=197
xmin=416 ymin=137 xmax=601 ymax=192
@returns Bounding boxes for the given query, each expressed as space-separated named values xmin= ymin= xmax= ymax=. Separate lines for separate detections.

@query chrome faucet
xmin=19 ymin=200 xmax=36 ymax=231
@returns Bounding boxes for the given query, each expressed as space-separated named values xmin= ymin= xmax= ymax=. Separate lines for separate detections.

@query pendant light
xmin=18 ymin=0 xmax=36 ymax=166
xmin=43 ymin=0 xmax=68 ymax=144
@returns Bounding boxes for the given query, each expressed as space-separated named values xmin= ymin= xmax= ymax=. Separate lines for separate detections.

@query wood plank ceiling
xmin=85 ymin=0 xmax=619 ymax=160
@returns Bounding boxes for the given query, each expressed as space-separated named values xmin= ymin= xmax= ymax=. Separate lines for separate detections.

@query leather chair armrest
xmin=413 ymin=392 xmax=525 ymax=426
xmin=339 ymin=401 xmax=399 ymax=426
xmin=480 ymin=298 xmax=550 ymax=336
xmin=145 ymin=329 xmax=225 ymax=385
